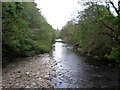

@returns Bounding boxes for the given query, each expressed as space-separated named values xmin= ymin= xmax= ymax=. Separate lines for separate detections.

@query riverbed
xmin=2 ymin=39 xmax=118 ymax=88
xmin=50 ymin=39 xmax=118 ymax=88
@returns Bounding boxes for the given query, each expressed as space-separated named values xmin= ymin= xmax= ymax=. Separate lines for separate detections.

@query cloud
xmin=35 ymin=0 xmax=80 ymax=30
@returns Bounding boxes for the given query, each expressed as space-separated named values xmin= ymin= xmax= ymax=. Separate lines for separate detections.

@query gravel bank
xmin=2 ymin=54 xmax=56 ymax=88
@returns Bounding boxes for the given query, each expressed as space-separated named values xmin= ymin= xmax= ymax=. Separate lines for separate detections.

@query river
xmin=2 ymin=39 xmax=119 ymax=88
xmin=50 ymin=39 xmax=118 ymax=88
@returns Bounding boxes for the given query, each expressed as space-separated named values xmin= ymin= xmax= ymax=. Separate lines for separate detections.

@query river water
xmin=50 ymin=39 xmax=118 ymax=88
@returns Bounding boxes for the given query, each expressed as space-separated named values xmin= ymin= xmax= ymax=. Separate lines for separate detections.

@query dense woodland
xmin=2 ymin=2 xmax=55 ymax=67
xmin=2 ymin=1 xmax=120 ymax=70
xmin=61 ymin=2 xmax=120 ymax=69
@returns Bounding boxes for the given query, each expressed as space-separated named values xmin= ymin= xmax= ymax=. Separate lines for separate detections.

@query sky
xmin=34 ymin=0 xmax=82 ymax=30
xmin=34 ymin=0 xmax=118 ymax=30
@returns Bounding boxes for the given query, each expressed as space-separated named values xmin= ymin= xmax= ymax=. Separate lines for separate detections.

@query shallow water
xmin=50 ymin=39 xmax=118 ymax=88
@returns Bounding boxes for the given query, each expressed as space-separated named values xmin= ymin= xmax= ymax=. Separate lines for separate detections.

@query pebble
xmin=59 ymin=81 xmax=62 ymax=84
xmin=48 ymin=84 xmax=54 ymax=88
xmin=31 ymin=82 xmax=36 ymax=87
xmin=44 ymin=76 xmax=51 ymax=80
xmin=32 ymin=73 xmax=36 ymax=76
xmin=58 ymin=73 xmax=62 ymax=76
xmin=37 ymin=56 xmax=41 ymax=57
xmin=38 ymin=78 xmax=41 ymax=80
xmin=37 ymin=72 xmax=40 ymax=75
xmin=17 ymin=75 xmax=21 ymax=78
xmin=26 ymin=86 xmax=30 ymax=88
xmin=96 ymin=67 xmax=99 ymax=69
xmin=60 ymin=65 xmax=62 ymax=67
xmin=12 ymin=65 xmax=15 ymax=67
xmin=25 ymin=72 xmax=29 ymax=75
xmin=52 ymin=69 xmax=56 ymax=71
xmin=15 ymin=83 xmax=19 ymax=86
xmin=51 ymin=74 xmax=56 ymax=77
xmin=11 ymin=74 xmax=15 ymax=78
xmin=98 ymin=75 xmax=101 ymax=78
xmin=54 ymin=82 xmax=57 ymax=86
xmin=17 ymin=70 xmax=21 ymax=73
xmin=35 ymin=75 xmax=39 ymax=78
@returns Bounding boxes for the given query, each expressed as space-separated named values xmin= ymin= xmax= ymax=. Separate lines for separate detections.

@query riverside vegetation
xmin=2 ymin=1 xmax=119 ymax=88
xmin=2 ymin=1 xmax=120 ymax=71
xmin=61 ymin=2 xmax=120 ymax=70
xmin=2 ymin=2 xmax=56 ymax=67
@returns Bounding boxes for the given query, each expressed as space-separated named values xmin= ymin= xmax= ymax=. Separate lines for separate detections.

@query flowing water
xmin=50 ymin=39 xmax=118 ymax=88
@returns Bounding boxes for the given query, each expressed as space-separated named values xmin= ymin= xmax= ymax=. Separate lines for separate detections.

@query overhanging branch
xmin=98 ymin=32 xmax=113 ymax=38
xmin=101 ymin=21 xmax=115 ymax=32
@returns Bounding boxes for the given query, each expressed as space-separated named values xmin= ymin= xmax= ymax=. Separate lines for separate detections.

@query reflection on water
xmin=51 ymin=39 xmax=118 ymax=88
xmin=55 ymin=39 xmax=63 ymax=42
xmin=53 ymin=42 xmax=64 ymax=61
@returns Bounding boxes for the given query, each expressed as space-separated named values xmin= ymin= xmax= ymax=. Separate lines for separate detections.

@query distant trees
xmin=54 ymin=29 xmax=61 ymax=39
xmin=2 ymin=2 xmax=55 ymax=67
xmin=61 ymin=1 xmax=120 ymax=67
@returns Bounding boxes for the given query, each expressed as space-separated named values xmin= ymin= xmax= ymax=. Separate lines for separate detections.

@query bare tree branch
xmin=98 ymin=32 xmax=113 ymax=38
xmin=101 ymin=21 xmax=115 ymax=32
xmin=98 ymin=32 xmax=120 ymax=44
xmin=110 ymin=2 xmax=119 ymax=15
xmin=105 ymin=2 xmax=112 ymax=15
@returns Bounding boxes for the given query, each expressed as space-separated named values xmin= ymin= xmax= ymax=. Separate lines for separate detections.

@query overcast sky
xmin=34 ymin=0 xmax=118 ymax=30
xmin=35 ymin=0 xmax=83 ymax=30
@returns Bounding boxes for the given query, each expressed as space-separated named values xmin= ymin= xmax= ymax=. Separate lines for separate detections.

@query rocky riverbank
xmin=2 ymin=54 xmax=57 ymax=88
xmin=2 ymin=41 xmax=119 ymax=88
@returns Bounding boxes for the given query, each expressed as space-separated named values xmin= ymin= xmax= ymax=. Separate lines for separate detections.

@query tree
xmin=61 ymin=2 xmax=119 ymax=59
xmin=2 ymin=2 xmax=55 ymax=67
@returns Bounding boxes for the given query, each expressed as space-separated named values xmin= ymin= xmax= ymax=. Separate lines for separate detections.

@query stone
xmin=98 ymin=75 xmax=101 ymax=78
xmin=12 ymin=65 xmax=15 ymax=67
xmin=37 ymin=55 xmax=41 ymax=57
xmin=28 ymin=74 xmax=31 ymax=77
xmin=52 ymin=69 xmax=56 ymax=71
xmin=17 ymin=70 xmax=21 ymax=73
xmin=96 ymin=67 xmax=99 ymax=69
xmin=15 ymin=83 xmax=19 ymax=86
xmin=35 ymin=75 xmax=39 ymax=78
xmin=32 ymin=82 xmax=36 ymax=86
xmin=17 ymin=75 xmax=21 ymax=78
xmin=33 ymin=73 xmax=37 ymax=76
xmin=11 ymin=74 xmax=15 ymax=78
xmin=54 ymin=82 xmax=57 ymax=86
xmin=48 ymin=84 xmax=54 ymax=88
xmin=46 ymin=80 xmax=50 ymax=84
xmin=59 ymin=81 xmax=62 ymax=83
xmin=26 ymin=86 xmax=30 ymax=88
xmin=60 ymin=65 xmax=62 ymax=67
xmin=58 ymin=73 xmax=62 ymax=76
xmin=38 ymin=77 xmax=41 ymax=80
xmin=44 ymin=76 xmax=51 ymax=80
xmin=25 ymin=72 xmax=29 ymax=75
xmin=36 ymin=72 xmax=40 ymax=75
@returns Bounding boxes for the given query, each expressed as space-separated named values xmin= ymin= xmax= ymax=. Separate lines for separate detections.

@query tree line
xmin=61 ymin=1 xmax=120 ymax=69
xmin=2 ymin=2 xmax=55 ymax=67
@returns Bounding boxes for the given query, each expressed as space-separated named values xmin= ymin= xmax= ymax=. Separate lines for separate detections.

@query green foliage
xmin=105 ymin=47 xmax=120 ymax=63
xmin=61 ymin=2 xmax=120 ymax=67
xmin=54 ymin=29 xmax=61 ymax=39
xmin=2 ymin=2 xmax=55 ymax=67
